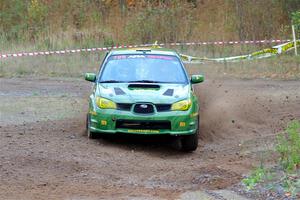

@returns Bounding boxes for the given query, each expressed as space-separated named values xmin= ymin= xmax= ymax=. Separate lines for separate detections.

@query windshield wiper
xmin=99 ymin=80 xmax=124 ymax=83
xmin=129 ymin=80 xmax=165 ymax=83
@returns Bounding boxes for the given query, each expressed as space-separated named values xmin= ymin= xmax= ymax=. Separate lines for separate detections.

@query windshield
xmin=99 ymin=54 xmax=188 ymax=84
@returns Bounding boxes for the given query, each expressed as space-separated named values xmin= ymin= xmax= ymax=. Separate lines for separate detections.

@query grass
xmin=206 ymin=54 xmax=300 ymax=80
xmin=0 ymin=51 xmax=106 ymax=78
xmin=242 ymin=120 xmax=300 ymax=197
xmin=1 ymin=44 xmax=299 ymax=80
xmin=276 ymin=120 xmax=300 ymax=172
xmin=1 ymin=1 xmax=298 ymax=79
xmin=242 ymin=167 xmax=267 ymax=190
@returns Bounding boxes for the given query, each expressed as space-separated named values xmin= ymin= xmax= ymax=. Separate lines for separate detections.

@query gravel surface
xmin=0 ymin=76 xmax=299 ymax=199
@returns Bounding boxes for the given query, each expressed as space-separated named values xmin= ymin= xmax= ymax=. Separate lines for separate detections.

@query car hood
xmin=96 ymin=83 xmax=190 ymax=104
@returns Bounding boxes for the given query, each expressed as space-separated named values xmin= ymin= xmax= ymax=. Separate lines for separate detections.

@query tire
xmin=171 ymin=136 xmax=182 ymax=150
xmin=181 ymin=132 xmax=198 ymax=151
xmin=86 ymin=114 xmax=97 ymax=139
xmin=181 ymin=115 xmax=199 ymax=152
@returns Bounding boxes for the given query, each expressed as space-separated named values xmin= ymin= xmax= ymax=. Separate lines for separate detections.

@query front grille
xmin=117 ymin=103 xmax=132 ymax=111
xmin=133 ymin=103 xmax=154 ymax=114
xmin=116 ymin=120 xmax=171 ymax=130
xmin=156 ymin=104 xmax=171 ymax=112
xmin=117 ymin=103 xmax=171 ymax=112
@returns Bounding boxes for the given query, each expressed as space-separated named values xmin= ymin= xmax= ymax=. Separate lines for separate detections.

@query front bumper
xmin=88 ymin=108 xmax=198 ymax=136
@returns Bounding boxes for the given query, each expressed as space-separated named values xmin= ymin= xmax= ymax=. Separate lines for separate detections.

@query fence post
xmin=292 ymin=25 xmax=298 ymax=56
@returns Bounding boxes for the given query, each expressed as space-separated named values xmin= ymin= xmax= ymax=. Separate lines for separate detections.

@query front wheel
xmin=181 ymin=115 xmax=199 ymax=151
xmin=86 ymin=115 xmax=97 ymax=139
xmin=181 ymin=132 xmax=198 ymax=151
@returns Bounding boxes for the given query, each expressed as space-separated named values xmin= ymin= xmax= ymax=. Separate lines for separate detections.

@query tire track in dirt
xmin=0 ymin=77 xmax=299 ymax=199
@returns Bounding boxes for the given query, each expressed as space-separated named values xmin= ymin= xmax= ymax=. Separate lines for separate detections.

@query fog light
xmin=89 ymin=111 xmax=97 ymax=116
xmin=179 ymin=122 xmax=186 ymax=127
xmin=101 ymin=120 xmax=107 ymax=126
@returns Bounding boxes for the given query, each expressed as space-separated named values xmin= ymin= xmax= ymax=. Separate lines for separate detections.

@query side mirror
xmin=85 ymin=73 xmax=96 ymax=82
xmin=191 ymin=75 xmax=204 ymax=84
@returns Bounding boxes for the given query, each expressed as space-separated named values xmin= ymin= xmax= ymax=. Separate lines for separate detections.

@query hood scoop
xmin=128 ymin=83 xmax=160 ymax=89
xmin=163 ymin=89 xmax=174 ymax=96
xmin=114 ymin=87 xmax=126 ymax=95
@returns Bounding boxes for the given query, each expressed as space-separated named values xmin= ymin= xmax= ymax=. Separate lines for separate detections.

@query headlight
xmin=171 ymin=99 xmax=191 ymax=111
xmin=96 ymin=97 xmax=117 ymax=109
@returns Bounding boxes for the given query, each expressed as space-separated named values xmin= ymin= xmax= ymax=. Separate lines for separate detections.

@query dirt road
xmin=0 ymin=76 xmax=299 ymax=200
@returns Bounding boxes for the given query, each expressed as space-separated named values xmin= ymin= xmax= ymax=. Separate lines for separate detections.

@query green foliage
xmin=27 ymin=0 xmax=48 ymax=39
xmin=242 ymin=167 xmax=266 ymax=190
xmin=292 ymin=11 xmax=300 ymax=25
xmin=282 ymin=0 xmax=300 ymax=16
xmin=0 ymin=0 xmax=29 ymax=41
xmin=275 ymin=120 xmax=300 ymax=196
xmin=291 ymin=11 xmax=300 ymax=34
xmin=276 ymin=120 xmax=300 ymax=172
xmin=243 ymin=120 xmax=300 ymax=197
xmin=124 ymin=3 xmax=194 ymax=43
xmin=0 ymin=0 xmax=297 ymax=50
xmin=281 ymin=174 xmax=300 ymax=196
xmin=103 ymin=36 xmax=115 ymax=47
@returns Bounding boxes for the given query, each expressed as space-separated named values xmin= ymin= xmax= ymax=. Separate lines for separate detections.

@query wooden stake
xmin=292 ymin=25 xmax=298 ymax=56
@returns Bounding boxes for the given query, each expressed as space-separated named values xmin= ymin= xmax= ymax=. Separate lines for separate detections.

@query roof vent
xmin=136 ymin=49 xmax=151 ymax=53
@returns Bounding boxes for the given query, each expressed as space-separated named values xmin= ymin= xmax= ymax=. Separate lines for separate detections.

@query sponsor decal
xmin=112 ymin=55 xmax=127 ymax=60
xmin=128 ymin=55 xmax=146 ymax=59
xmin=127 ymin=129 xmax=160 ymax=133
xmin=110 ymin=54 xmax=176 ymax=61
xmin=146 ymin=55 xmax=176 ymax=60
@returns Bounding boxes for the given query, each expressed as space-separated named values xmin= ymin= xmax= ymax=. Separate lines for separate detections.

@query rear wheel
xmin=86 ymin=115 xmax=97 ymax=139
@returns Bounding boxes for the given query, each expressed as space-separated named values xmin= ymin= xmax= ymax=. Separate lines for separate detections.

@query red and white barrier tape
xmin=0 ymin=39 xmax=290 ymax=59
xmin=168 ymin=39 xmax=290 ymax=46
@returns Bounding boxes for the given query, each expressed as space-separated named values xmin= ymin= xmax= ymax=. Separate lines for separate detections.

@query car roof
xmin=109 ymin=47 xmax=179 ymax=57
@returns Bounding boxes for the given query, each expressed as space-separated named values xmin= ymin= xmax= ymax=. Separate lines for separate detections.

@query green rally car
xmin=85 ymin=47 xmax=204 ymax=151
